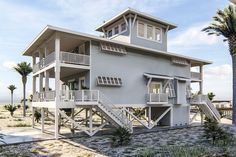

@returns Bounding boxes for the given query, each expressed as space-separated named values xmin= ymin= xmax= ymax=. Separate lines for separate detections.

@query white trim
xmin=137 ymin=20 xmax=162 ymax=43
xmin=144 ymin=73 xmax=173 ymax=80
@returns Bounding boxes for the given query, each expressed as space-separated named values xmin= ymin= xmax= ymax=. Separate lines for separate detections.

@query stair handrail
xmin=99 ymin=92 xmax=132 ymax=130
xmin=201 ymin=95 xmax=221 ymax=120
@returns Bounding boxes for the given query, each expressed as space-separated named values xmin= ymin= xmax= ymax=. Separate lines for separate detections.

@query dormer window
xmin=138 ymin=22 xmax=145 ymax=37
xmin=108 ymin=30 xmax=112 ymax=38
xmin=121 ymin=23 xmax=126 ymax=32
xmin=137 ymin=20 xmax=162 ymax=43
xmin=114 ymin=26 xmax=119 ymax=35
xmin=147 ymin=25 xmax=153 ymax=40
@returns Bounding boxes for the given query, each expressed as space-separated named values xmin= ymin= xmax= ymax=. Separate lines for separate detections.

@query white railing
xmin=33 ymin=91 xmax=56 ymax=102
xmin=191 ymin=72 xmax=201 ymax=80
xmin=33 ymin=51 xmax=90 ymax=73
xmin=60 ymin=51 xmax=90 ymax=66
xmin=147 ymin=93 xmax=168 ymax=103
xmin=32 ymin=52 xmax=55 ymax=73
xmin=190 ymin=95 xmax=221 ymax=121
xmin=74 ymin=90 xmax=99 ymax=102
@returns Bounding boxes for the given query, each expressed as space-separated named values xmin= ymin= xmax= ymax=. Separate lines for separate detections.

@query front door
xmin=149 ymin=82 xmax=162 ymax=94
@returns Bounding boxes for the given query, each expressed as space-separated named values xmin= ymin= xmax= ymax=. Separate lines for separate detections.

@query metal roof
xmin=95 ymin=7 xmax=177 ymax=32
xmin=22 ymin=25 xmax=212 ymax=65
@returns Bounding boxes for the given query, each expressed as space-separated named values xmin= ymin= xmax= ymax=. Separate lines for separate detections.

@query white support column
xmin=32 ymin=107 xmax=35 ymax=128
xmin=44 ymin=46 xmax=48 ymax=57
xmin=170 ymin=106 xmax=173 ymax=127
xmin=89 ymin=107 xmax=93 ymax=133
xmin=32 ymin=54 xmax=36 ymax=65
xmin=199 ymin=65 xmax=203 ymax=94
xmin=32 ymin=76 xmax=36 ymax=94
xmin=54 ymin=33 xmax=61 ymax=139
xmin=45 ymin=71 xmax=49 ymax=92
xmin=41 ymin=108 xmax=44 ymax=133
xmin=148 ymin=107 xmax=151 ymax=128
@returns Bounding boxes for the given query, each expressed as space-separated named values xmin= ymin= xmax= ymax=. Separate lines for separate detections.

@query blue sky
xmin=0 ymin=0 xmax=233 ymax=102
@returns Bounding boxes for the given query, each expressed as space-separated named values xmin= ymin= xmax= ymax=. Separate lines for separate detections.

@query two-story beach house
xmin=22 ymin=8 xmax=221 ymax=139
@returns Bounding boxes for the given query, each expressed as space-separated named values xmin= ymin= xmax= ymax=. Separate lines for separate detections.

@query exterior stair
xmin=97 ymin=92 xmax=133 ymax=132
xmin=190 ymin=95 xmax=221 ymax=122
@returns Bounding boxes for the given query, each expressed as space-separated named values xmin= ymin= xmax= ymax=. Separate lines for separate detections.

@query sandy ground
xmin=0 ymin=105 xmax=234 ymax=157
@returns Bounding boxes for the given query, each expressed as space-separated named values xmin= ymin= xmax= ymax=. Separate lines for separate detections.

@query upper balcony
xmin=190 ymin=72 xmax=201 ymax=82
xmin=33 ymin=51 xmax=90 ymax=73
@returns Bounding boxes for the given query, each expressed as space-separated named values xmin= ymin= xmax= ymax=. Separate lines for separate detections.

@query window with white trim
xmin=155 ymin=28 xmax=161 ymax=42
xmin=147 ymin=25 xmax=153 ymax=40
xmin=121 ymin=23 xmax=126 ymax=32
xmin=138 ymin=22 xmax=145 ymax=37
xmin=114 ymin=26 xmax=119 ymax=35
xmin=137 ymin=20 xmax=162 ymax=42
xmin=108 ymin=30 xmax=112 ymax=38
xmin=97 ymin=76 xmax=122 ymax=86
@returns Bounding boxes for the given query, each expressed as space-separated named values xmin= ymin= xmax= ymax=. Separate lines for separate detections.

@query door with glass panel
xmin=149 ymin=82 xmax=162 ymax=102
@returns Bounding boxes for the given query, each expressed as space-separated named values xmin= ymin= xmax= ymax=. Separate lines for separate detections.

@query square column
xmin=54 ymin=33 xmax=61 ymax=139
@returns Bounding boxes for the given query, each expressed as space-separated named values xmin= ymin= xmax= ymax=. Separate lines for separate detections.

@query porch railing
xmin=33 ymin=91 xmax=56 ymax=102
xmin=33 ymin=51 xmax=90 ymax=73
xmin=191 ymin=72 xmax=201 ymax=81
xmin=60 ymin=51 xmax=90 ymax=66
xmin=147 ymin=93 xmax=168 ymax=103
xmin=33 ymin=90 xmax=99 ymax=103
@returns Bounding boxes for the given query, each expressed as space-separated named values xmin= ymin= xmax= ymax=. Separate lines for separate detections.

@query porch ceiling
xmin=60 ymin=67 xmax=88 ymax=79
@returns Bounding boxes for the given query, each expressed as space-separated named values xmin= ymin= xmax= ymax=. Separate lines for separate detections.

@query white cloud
xmin=2 ymin=61 xmax=16 ymax=70
xmin=169 ymin=23 xmax=222 ymax=48
xmin=203 ymin=64 xmax=232 ymax=100
xmin=205 ymin=64 xmax=232 ymax=79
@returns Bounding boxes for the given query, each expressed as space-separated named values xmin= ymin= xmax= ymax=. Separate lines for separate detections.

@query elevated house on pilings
xmin=22 ymin=8 xmax=221 ymax=139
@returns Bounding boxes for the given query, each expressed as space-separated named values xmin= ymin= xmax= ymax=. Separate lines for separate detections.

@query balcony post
xmin=199 ymin=65 xmax=203 ymax=94
xmin=32 ymin=76 xmax=36 ymax=94
xmin=54 ymin=33 xmax=61 ymax=139
xmin=39 ymin=73 xmax=44 ymax=101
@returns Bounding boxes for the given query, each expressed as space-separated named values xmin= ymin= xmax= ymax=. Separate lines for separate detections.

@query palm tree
xmin=8 ymin=85 xmax=16 ymax=105
xmin=14 ymin=62 xmax=32 ymax=117
xmin=202 ymin=4 xmax=236 ymax=124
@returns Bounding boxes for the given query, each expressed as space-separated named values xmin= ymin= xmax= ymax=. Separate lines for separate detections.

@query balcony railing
xmin=33 ymin=90 xmax=99 ymax=103
xmin=60 ymin=51 xmax=90 ymax=66
xmin=147 ymin=93 xmax=168 ymax=104
xmin=191 ymin=72 xmax=201 ymax=81
xmin=33 ymin=91 xmax=56 ymax=102
xmin=33 ymin=51 xmax=90 ymax=73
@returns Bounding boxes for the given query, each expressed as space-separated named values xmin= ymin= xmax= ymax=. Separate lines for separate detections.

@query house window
xmin=149 ymin=82 xmax=162 ymax=94
xmin=97 ymin=76 xmax=122 ymax=86
xmin=138 ymin=22 xmax=145 ymax=37
xmin=155 ymin=28 xmax=161 ymax=42
xmin=147 ymin=25 xmax=153 ymax=40
xmin=108 ymin=30 xmax=112 ymax=37
xmin=121 ymin=23 xmax=126 ymax=32
xmin=137 ymin=20 xmax=162 ymax=42
xmin=114 ymin=26 xmax=119 ymax=35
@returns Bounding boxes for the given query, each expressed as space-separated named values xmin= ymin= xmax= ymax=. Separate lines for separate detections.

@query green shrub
xmin=4 ymin=104 xmax=17 ymax=117
xmin=34 ymin=110 xmax=41 ymax=123
xmin=17 ymin=104 xmax=21 ymax=109
xmin=203 ymin=117 xmax=234 ymax=145
xmin=111 ymin=127 xmax=132 ymax=147
xmin=137 ymin=148 xmax=157 ymax=157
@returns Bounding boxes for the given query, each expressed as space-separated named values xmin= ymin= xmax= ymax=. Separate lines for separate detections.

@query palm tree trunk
xmin=11 ymin=91 xmax=13 ymax=105
xmin=232 ymin=55 xmax=236 ymax=125
xmin=23 ymin=82 xmax=26 ymax=117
